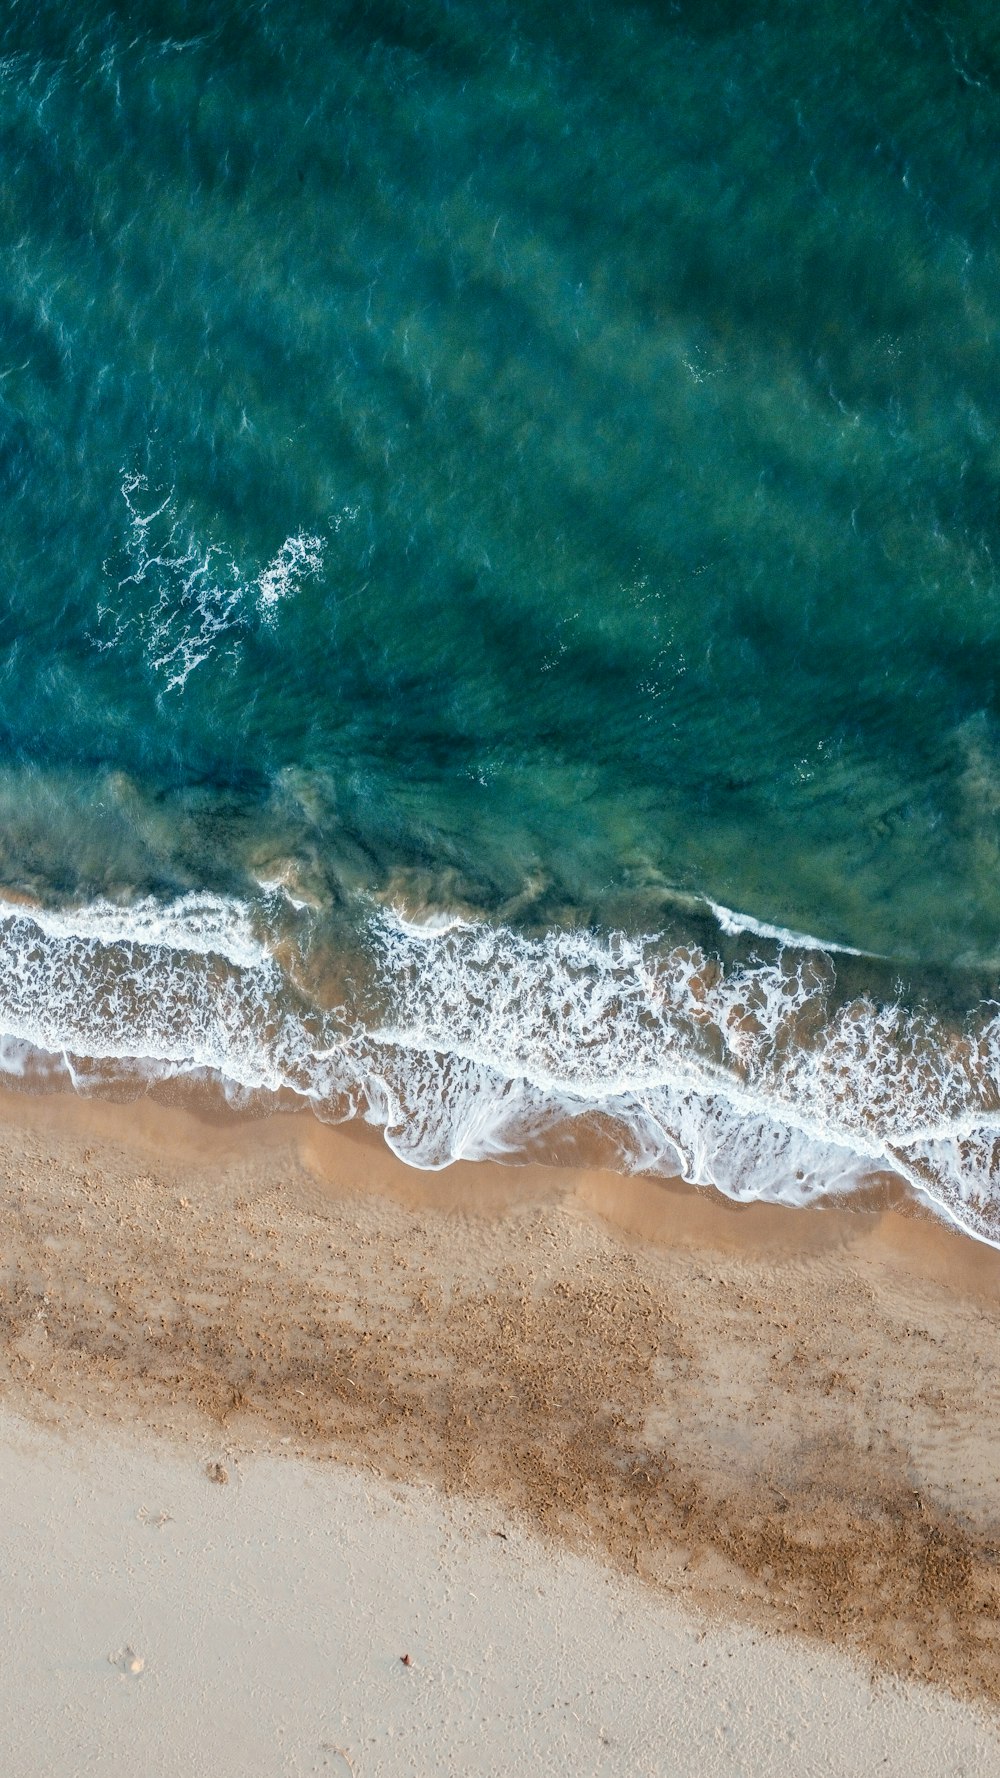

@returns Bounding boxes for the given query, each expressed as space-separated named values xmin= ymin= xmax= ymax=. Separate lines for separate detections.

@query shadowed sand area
xmin=1 ymin=1083 xmax=1000 ymax=1719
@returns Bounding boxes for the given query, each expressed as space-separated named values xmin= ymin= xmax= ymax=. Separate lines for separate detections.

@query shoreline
xmin=5 ymin=885 xmax=1000 ymax=1246
xmin=1 ymin=1080 xmax=1000 ymax=1713
xmin=2 ymin=1072 xmax=997 ymax=1294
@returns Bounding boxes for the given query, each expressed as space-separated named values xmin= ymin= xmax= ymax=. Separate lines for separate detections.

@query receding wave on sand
xmin=0 ymin=889 xmax=999 ymax=1244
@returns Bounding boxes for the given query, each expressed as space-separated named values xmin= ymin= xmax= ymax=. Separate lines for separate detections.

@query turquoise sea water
xmin=4 ymin=1 xmax=1000 ymax=1236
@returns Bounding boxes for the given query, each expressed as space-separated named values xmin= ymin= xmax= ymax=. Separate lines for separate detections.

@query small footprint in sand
xmin=108 ymin=1646 xmax=145 ymax=1676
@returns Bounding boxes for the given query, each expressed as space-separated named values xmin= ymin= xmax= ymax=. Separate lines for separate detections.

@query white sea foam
xmin=0 ymin=891 xmax=271 ymax=969
xmin=0 ymin=889 xmax=998 ymax=1245
xmin=254 ymin=875 xmax=317 ymax=912
xmin=94 ymin=475 xmax=326 ymax=690
xmin=256 ymin=532 xmax=325 ymax=617
xmin=0 ymin=893 xmax=340 ymax=1103
xmin=705 ymin=898 xmax=871 ymax=956
xmin=386 ymin=906 xmax=478 ymax=938
xmin=360 ymin=909 xmax=1000 ymax=1239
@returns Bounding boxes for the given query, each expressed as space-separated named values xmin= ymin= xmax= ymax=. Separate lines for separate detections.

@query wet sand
xmin=1 ymin=1082 xmax=1000 ymax=1741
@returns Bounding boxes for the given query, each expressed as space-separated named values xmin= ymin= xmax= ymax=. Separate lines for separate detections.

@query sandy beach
xmin=0 ymin=1081 xmax=999 ymax=1770
xmin=4 ymin=1406 xmax=1000 ymax=1778
xmin=10 ymin=0 xmax=1000 ymax=1767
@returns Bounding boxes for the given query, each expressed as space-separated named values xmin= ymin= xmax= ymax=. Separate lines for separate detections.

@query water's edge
xmin=2 ymin=889 xmax=998 ymax=1247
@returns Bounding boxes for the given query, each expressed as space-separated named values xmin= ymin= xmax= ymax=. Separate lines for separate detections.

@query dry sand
xmin=1 ymin=1082 xmax=1000 ymax=1769
xmin=3 ymin=1405 xmax=1000 ymax=1778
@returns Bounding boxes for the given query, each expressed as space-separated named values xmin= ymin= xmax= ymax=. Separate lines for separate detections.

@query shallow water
xmin=4 ymin=3 xmax=1000 ymax=1236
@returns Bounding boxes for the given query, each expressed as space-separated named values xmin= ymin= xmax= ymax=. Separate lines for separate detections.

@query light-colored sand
xmin=1 ymin=1080 xmax=1000 ymax=1768
xmin=2 ymin=1404 xmax=999 ymax=1778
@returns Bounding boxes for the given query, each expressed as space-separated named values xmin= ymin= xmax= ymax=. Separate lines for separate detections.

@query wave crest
xmin=93 ymin=474 xmax=327 ymax=691
xmin=0 ymin=891 xmax=999 ymax=1243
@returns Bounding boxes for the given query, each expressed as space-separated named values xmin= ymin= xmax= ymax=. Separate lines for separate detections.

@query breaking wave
xmin=0 ymin=890 xmax=999 ymax=1244
xmin=93 ymin=473 xmax=328 ymax=691
xmin=704 ymin=898 xmax=874 ymax=957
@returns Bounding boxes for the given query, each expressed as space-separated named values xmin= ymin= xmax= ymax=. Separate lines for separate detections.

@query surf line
xmin=704 ymin=899 xmax=876 ymax=957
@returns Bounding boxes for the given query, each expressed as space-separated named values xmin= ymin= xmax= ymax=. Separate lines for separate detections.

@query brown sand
xmin=1 ymin=1084 xmax=999 ymax=1709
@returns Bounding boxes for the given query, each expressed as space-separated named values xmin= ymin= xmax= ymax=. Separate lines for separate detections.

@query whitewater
xmin=0 ymin=890 xmax=997 ymax=1247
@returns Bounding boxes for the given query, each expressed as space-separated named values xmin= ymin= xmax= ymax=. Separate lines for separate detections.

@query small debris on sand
xmin=205 ymin=1460 xmax=229 ymax=1485
xmin=400 ymin=1652 xmax=411 ymax=1667
xmin=319 ymin=1749 xmax=357 ymax=1776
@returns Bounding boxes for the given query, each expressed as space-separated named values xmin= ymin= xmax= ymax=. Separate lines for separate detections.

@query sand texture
xmin=0 ymin=1086 xmax=999 ymax=1725
xmin=3 ymin=1405 xmax=1000 ymax=1778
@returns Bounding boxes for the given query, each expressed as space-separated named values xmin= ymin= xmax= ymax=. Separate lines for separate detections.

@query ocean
xmin=3 ymin=0 xmax=1000 ymax=1238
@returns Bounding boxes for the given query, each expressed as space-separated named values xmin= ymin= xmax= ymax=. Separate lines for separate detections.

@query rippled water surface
xmin=4 ymin=2 xmax=1000 ymax=1237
